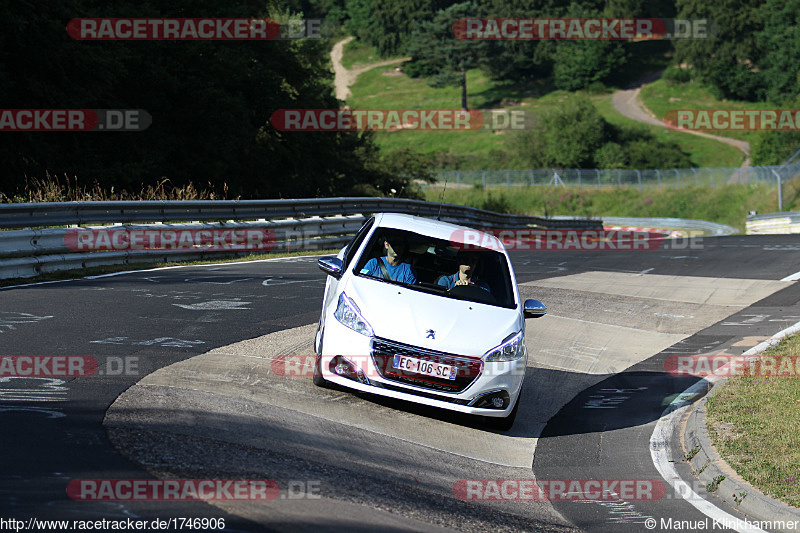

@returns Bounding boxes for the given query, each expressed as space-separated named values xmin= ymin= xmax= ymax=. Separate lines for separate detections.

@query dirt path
xmin=612 ymin=72 xmax=751 ymax=168
xmin=331 ymin=36 xmax=410 ymax=101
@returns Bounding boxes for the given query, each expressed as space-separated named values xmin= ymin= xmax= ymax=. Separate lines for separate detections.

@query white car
xmin=313 ymin=213 xmax=546 ymax=429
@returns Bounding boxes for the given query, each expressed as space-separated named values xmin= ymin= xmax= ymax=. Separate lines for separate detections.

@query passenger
xmin=438 ymin=251 xmax=491 ymax=292
xmin=360 ymin=235 xmax=417 ymax=284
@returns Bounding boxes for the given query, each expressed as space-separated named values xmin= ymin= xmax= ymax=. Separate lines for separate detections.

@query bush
xmin=663 ymin=65 xmax=694 ymax=85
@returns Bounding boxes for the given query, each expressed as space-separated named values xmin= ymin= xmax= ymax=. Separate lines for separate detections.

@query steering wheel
xmin=448 ymin=283 xmax=497 ymax=304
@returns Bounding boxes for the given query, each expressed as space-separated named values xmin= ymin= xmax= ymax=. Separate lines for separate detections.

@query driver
xmin=360 ymin=234 xmax=417 ymax=284
xmin=437 ymin=251 xmax=491 ymax=292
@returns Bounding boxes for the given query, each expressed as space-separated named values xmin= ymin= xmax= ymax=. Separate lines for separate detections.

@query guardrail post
xmin=578 ymin=171 xmax=581 ymax=190
xmin=709 ymin=168 xmax=713 ymax=187
xmin=596 ymin=168 xmax=600 ymax=188
xmin=456 ymin=170 xmax=460 ymax=185
xmin=617 ymin=169 xmax=621 ymax=186
xmin=530 ymin=169 xmax=534 ymax=186
xmin=692 ymin=167 xmax=698 ymax=185
xmin=482 ymin=170 xmax=486 ymax=188
xmin=656 ymin=168 xmax=661 ymax=186
xmin=506 ymin=169 xmax=510 ymax=187
xmin=675 ymin=168 xmax=679 ymax=187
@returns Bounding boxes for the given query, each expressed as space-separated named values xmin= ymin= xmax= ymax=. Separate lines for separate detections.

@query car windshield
xmin=353 ymin=227 xmax=516 ymax=308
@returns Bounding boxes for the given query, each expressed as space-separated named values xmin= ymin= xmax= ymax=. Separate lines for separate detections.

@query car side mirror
xmin=524 ymin=299 xmax=547 ymax=319
xmin=318 ymin=257 xmax=344 ymax=279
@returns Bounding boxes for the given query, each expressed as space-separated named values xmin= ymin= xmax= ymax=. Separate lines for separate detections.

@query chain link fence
xmin=428 ymin=163 xmax=800 ymax=190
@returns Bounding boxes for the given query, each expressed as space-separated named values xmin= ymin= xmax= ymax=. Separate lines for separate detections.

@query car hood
xmin=346 ymin=277 xmax=522 ymax=356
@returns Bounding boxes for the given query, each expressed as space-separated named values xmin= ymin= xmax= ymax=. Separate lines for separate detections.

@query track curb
xmin=681 ymin=378 xmax=800 ymax=531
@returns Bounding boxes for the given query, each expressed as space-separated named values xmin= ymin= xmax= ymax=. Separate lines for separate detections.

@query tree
xmin=404 ymin=2 xmax=487 ymax=110
xmin=0 ymin=0 xmax=393 ymax=199
xmin=674 ymin=0 xmax=766 ymax=101
xmin=756 ymin=0 xmax=800 ymax=104
xmin=344 ymin=0 xmax=458 ymax=57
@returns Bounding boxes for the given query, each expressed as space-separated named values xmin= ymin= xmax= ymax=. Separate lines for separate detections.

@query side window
xmin=343 ymin=217 xmax=374 ymax=269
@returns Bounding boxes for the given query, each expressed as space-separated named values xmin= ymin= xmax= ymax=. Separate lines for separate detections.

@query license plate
xmin=393 ymin=355 xmax=457 ymax=380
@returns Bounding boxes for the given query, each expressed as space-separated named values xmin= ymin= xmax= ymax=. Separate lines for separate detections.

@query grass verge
xmin=706 ymin=333 xmax=800 ymax=507
xmin=426 ymin=182 xmax=785 ymax=232
xmin=0 ymin=249 xmax=338 ymax=288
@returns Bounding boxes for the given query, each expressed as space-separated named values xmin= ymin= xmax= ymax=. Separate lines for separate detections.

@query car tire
xmin=483 ymin=390 xmax=521 ymax=431
xmin=313 ymin=321 xmax=321 ymax=354
xmin=312 ymin=330 xmax=328 ymax=388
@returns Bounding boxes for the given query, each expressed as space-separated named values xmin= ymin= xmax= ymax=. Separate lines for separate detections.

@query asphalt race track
xmin=2 ymin=234 xmax=800 ymax=532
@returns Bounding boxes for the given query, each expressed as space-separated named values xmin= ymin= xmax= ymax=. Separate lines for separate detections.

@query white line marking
xmin=781 ymin=270 xmax=800 ymax=281
xmin=650 ymin=319 xmax=800 ymax=533
xmin=0 ymin=254 xmax=329 ymax=290
xmin=546 ymin=314 xmax=665 ymax=334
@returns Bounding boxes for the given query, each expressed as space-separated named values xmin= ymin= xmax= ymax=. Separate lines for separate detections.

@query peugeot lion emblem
xmin=426 ymin=329 xmax=435 ymax=340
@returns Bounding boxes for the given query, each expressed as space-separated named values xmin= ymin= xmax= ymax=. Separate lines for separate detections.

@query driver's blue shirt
xmin=361 ymin=258 xmax=417 ymax=284
xmin=437 ymin=273 xmax=491 ymax=292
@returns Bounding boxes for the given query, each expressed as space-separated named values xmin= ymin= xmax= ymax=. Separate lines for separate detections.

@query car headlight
xmin=333 ymin=292 xmax=374 ymax=337
xmin=483 ymin=331 xmax=524 ymax=362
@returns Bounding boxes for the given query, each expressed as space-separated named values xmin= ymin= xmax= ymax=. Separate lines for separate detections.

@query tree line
xmin=3 ymin=0 xmax=797 ymax=201
xmin=0 ymin=0 xmax=433 ymax=200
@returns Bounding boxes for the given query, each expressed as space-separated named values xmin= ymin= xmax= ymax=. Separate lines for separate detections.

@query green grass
xmin=593 ymin=94 xmax=745 ymax=168
xmin=426 ymin=182 xmax=788 ymax=232
xmin=640 ymin=73 xmax=771 ymax=145
xmin=340 ymin=39 xmax=385 ymax=70
xmin=0 ymin=249 xmax=338 ymax=288
xmin=349 ymin=66 xmax=546 ymax=169
xmin=342 ymin=43 xmax=746 ymax=169
xmin=706 ymin=333 xmax=800 ymax=507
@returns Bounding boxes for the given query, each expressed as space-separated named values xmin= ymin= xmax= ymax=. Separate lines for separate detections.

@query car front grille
xmin=370 ymin=338 xmax=482 ymax=393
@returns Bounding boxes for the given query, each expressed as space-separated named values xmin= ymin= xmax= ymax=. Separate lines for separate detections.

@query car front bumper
xmin=319 ymin=319 xmax=526 ymax=417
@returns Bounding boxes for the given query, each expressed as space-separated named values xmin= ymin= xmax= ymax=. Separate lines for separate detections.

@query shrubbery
xmin=510 ymin=95 xmax=692 ymax=169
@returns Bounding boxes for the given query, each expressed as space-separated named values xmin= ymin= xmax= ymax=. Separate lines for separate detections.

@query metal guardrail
xmin=602 ymin=217 xmax=739 ymax=237
xmin=0 ymin=198 xmax=602 ymax=280
xmin=746 ymin=211 xmax=800 ymax=235
xmin=0 ymin=197 xmax=597 ymax=230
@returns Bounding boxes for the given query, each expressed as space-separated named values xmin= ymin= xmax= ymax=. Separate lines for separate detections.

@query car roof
xmin=373 ymin=212 xmax=506 ymax=253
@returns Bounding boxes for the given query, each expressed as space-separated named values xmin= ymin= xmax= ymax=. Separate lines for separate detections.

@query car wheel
xmin=312 ymin=330 xmax=328 ymax=388
xmin=313 ymin=321 xmax=321 ymax=354
xmin=483 ymin=390 xmax=521 ymax=431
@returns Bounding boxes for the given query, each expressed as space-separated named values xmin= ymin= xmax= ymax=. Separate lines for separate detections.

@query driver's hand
xmin=454 ymin=279 xmax=472 ymax=286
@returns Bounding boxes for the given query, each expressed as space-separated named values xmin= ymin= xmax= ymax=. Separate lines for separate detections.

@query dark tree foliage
xmin=345 ymin=0 xmax=460 ymax=57
xmin=674 ymin=0 xmax=766 ymax=101
xmin=404 ymin=2 xmax=488 ymax=110
xmin=0 ymin=0 xmax=396 ymax=199
xmin=511 ymin=94 xmax=691 ymax=169
xmin=755 ymin=0 xmax=800 ymax=105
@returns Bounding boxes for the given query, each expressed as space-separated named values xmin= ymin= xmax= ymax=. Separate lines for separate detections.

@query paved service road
xmin=2 ymin=235 xmax=800 ymax=531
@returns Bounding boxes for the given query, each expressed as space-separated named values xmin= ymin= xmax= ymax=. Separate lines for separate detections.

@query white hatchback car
xmin=313 ymin=213 xmax=546 ymax=429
